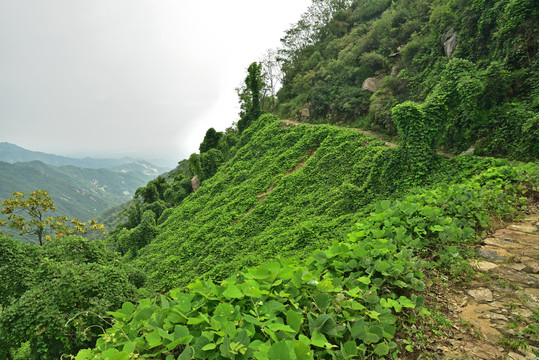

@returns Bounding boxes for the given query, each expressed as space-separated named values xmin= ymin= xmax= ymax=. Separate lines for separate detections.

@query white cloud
xmin=0 ymin=0 xmax=311 ymax=166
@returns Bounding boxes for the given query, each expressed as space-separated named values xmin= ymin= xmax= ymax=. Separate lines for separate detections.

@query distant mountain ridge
xmin=0 ymin=160 xmax=164 ymax=219
xmin=0 ymin=142 xmax=151 ymax=169
xmin=0 ymin=143 xmax=172 ymax=243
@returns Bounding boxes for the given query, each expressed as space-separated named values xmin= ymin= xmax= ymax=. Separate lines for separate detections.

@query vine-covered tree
xmin=237 ymin=62 xmax=264 ymax=134
xmin=199 ymin=127 xmax=223 ymax=153
xmin=0 ymin=235 xmax=142 ymax=360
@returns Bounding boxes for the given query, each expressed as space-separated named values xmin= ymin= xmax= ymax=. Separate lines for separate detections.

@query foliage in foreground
xmin=0 ymin=236 xmax=147 ymax=360
xmin=76 ymin=162 xmax=537 ymax=359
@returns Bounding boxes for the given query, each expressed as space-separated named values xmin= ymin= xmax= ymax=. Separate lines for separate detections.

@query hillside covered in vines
xmin=0 ymin=0 xmax=538 ymax=359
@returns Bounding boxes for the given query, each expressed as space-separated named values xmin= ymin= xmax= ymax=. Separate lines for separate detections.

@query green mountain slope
xmin=134 ymin=115 xmax=506 ymax=291
xmin=2 ymin=0 xmax=538 ymax=358
xmin=276 ymin=0 xmax=538 ymax=160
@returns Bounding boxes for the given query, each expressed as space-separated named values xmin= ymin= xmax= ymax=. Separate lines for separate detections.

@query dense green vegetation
xmin=75 ymin=161 xmax=538 ymax=359
xmin=131 ymin=115 xmax=519 ymax=291
xmin=0 ymin=235 xmax=148 ymax=360
xmin=276 ymin=0 xmax=538 ymax=160
xmin=0 ymin=0 xmax=538 ymax=358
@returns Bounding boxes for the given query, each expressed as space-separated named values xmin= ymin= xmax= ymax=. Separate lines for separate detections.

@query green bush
xmin=0 ymin=236 xmax=142 ymax=360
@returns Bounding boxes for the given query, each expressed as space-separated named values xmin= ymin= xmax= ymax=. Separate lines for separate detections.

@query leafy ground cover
xmin=134 ymin=115 xmax=511 ymax=291
xmin=75 ymin=160 xmax=538 ymax=359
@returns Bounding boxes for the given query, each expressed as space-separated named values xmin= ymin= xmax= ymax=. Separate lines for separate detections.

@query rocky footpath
xmin=434 ymin=213 xmax=539 ymax=359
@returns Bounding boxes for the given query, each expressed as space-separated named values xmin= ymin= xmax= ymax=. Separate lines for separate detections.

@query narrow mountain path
xmin=281 ymin=119 xmax=458 ymax=157
xmin=435 ymin=211 xmax=539 ymax=359
xmin=281 ymin=119 xmax=398 ymax=148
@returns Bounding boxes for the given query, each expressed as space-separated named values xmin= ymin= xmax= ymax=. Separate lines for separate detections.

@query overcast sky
xmin=0 ymin=0 xmax=311 ymax=167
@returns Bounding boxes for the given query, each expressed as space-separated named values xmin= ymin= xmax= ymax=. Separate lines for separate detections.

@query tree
xmin=237 ymin=62 xmax=264 ymax=134
xmin=279 ymin=0 xmax=354 ymax=62
xmin=260 ymin=49 xmax=283 ymax=114
xmin=0 ymin=190 xmax=105 ymax=246
xmin=199 ymin=127 xmax=223 ymax=153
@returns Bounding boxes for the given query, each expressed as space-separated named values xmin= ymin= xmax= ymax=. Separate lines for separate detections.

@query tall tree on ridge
xmin=237 ymin=62 xmax=264 ymax=134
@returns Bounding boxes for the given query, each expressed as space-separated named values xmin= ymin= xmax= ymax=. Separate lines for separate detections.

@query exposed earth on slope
xmin=430 ymin=209 xmax=539 ymax=359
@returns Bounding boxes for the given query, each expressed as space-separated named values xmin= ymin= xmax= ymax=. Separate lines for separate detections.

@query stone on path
xmin=478 ymin=248 xmax=507 ymax=263
xmin=467 ymin=288 xmax=494 ymax=302
xmin=471 ymin=260 xmax=498 ymax=271
xmin=508 ymin=224 xmax=538 ymax=234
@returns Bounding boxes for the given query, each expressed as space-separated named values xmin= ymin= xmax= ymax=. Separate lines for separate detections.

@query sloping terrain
xmin=135 ymin=115 xmax=512 ymax=291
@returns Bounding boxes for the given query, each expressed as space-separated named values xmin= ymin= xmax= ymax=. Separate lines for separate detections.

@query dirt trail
xmin=435 ymin=212 xmax=539 ymax=359
xmin=281 ymin=120 xmax=459 ymax=158
xmin=281 ymin=119 xmax=398 ymax=148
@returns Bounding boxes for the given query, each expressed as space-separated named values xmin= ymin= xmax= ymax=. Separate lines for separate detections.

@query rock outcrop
xmin=191 ymin=175 xmax=200 ymax=192
xmin=361 ymin=70 xmax=387 ymax=93
xmin=441 ymin=27 xmax=458 ymax=57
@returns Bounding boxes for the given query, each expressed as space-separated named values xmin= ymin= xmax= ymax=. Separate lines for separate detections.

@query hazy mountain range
xmin=0 ymin=143 xmax=170 ymax=242
xmin=0 ymin=142 xmax=161 ymax=169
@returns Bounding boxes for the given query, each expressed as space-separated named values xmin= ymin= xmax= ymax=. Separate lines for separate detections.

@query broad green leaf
xmin=178 ymin=345 xmax=193 ymax=360
xmin=109 ymin=352 xmax=130 ymax=360
xmin=293 ymin=339 xmax=314 ymax=360
xmin=313 ymin=251 xmax=327 ymax=265
xmin=268 ymin=341 xmax=293 ymax=360
xmin=343 ymin=341 xmax=357 ymax=356
xmin=286 ymin=310 xmax=303 ymax=333
xmin=374 ymin=342 xmax=390 ymax=355
xmin=167 ymin=336 xmax=194 ymax=351
xmin=398 ymin=296 xmax=416 ymax=309
xmin=176 ymin=293 xmax=192 ymax=313
xmin=145 ymin=329 xmax=162 ymax=349
xmin=158 ymin=328 xmax=174 ymax=341
xmin=381 ymin=323 xmax=396 ymax=340
xmin=174 ymin=325 xmax=191 ymax=340
xmin=122 ymin=342 xmax=135 ymax=353
xmin=134 ymin=307 xmax=154 ymax=322
xmin=106 ymin=311 xmax=128 ymax=320
xmin=311 ymin=314 xmax=337 ymax=335
xmin=222 ymin=284 xmax=244 ymax=299
xmin=160 ymin=294 xmax=170 ymax=309
xmin=102 ymin=349 xmax=119 ymax=357
xmin=311 ymin=331 xmax=328 ymax=347
xmin=367 ymin=310 xmax=380 ymax=321
xmin=374 ymin=260 xmax=391 ymax=273
xmin=75 ymin=349 xmax=93 ymax=360
xmin=120 ymin=302 xmax=134 ymax=316
xmin=314 ymin=293 xmax=331 ymax=312
xmin=363 ymin=332 xmax=380 ymax=344
xmin=214 ymin=302 xmax=235 ymax=318
xmin=379 ymin=200 xmax=391 ymax=210
xmin=202 ymin=343 xmax=217 ymax=351
xmin=265 ymin=322 xmax=296 ymax=333
xmin=357 ymin=276 xmax=371 ymax=284
xmin=254 ymin=267 xmax=272 ymax=280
